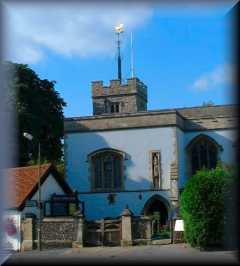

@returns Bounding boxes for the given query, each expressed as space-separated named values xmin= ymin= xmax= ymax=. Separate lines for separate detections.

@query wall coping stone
xmin=65 ymin=104 xmax=237 ymax=122
xmin=42 ymin=217 xmax=75 ymax=222
xmin=64 ymin=104 xmax=238 ymax=133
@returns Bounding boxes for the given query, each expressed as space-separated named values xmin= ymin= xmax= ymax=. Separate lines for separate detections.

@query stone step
xmin=151 ymin=239 xmax=171 ymax=245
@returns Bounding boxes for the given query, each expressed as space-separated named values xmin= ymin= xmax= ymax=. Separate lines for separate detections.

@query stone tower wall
xmin=92 ymin=78 xmax=147 ymax=115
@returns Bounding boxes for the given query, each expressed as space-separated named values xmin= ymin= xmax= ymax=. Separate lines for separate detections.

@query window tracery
xmin=90 ymin=150 xmax=123 ymax=191
xmin=187 ymin=135 xmax=221 ymax=176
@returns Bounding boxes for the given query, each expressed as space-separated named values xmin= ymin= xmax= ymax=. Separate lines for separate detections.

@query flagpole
xmin=130 ymin=31 xmax=135 ymax=78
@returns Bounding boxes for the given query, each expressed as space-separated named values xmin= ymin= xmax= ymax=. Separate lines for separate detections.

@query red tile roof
xmin=5 ymin=163 xmax=73 ymax=210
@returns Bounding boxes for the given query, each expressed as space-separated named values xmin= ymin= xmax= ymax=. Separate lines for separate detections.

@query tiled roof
xmin=64 ymin=104 xmax=238 ymax=133
xmin=5 ymin=163 xmax=73 ymax=210
xmin=177 ymin=105 xmax=238 ymax=119
xmin=64 ymin=104 xmax=237 ymax=121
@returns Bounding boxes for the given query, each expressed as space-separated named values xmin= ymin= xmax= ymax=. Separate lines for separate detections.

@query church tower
xmin=92 ymin=78 xmax=148 ymax=115
xmin=91 ymin=24 xmax=147 ymax=115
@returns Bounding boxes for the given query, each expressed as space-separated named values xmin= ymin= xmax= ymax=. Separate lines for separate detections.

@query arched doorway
xmin=142 ymin=195 xmax=170 ymax=239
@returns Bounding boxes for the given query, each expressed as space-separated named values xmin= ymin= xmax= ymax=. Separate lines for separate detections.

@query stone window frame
xmin=185 ymin=134 xmax=223 ymax=178
xmin=87 ymin=148 xmax=126 ymax=192
xmin=149 ymin=150 xmax=162 ymax=190
xmin=110 ymin=102 xmax=120 ymax=113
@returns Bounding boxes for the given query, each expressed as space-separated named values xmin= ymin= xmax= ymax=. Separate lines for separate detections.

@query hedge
xmin=180 ymin=164 xmax=236 ymax=249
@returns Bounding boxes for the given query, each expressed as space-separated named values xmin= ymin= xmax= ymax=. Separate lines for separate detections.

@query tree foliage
xmin=3 ymin=61 xmax=66 ymax=166
xmin=180 ymin=164 xmax=236 ymax=249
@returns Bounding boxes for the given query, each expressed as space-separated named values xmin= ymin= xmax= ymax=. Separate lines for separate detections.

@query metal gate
xmin=132 ymin=217 xmax=148 ymax=239
xmin=150 ymin=212 xmax=171 ymax=240
xmin=84 ymin=218 xmax=121 ymax=246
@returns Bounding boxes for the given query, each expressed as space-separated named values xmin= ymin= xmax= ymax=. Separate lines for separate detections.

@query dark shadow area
xmin=65 ymin=122 xmax=156 ymax=193
xmin=142 ymin=194 xmax=169 ymax=225
xmin=184 ymin=120 xmax=238 ymax=252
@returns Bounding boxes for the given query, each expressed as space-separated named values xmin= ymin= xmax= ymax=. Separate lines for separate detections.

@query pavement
xmin=3 ymin=244 xmax=239 ymax=265
xmin=0 ymin=250 xmax=12 ymax=265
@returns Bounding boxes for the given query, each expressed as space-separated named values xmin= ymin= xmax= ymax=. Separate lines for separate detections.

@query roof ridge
xmin=64 ymin=104 xmax=237 ymax=120
xmin=175 ymin=103 xmax=237 ymax=110
xmin=8 ymin=163 xmax=52 ymax=171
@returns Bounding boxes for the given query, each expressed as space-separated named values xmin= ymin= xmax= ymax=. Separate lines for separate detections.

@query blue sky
xmin=4 ymin=1 xmax=237 ymax=117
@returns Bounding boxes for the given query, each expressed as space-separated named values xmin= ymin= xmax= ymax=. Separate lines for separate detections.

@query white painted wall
xmin=22 ymin=174 xmax=66 ymax=217
xmin=80 ymin=190 xmax=171 ymax=220
xmin=178 ymin=129 xmax=237 ymax=188
xmin=184 ymin=129 xmax=237 ymax=164
xmin=65 ymin=126 xmax=237 ymax=220
xmin=65 ymin=127 xmax=176 ymax=193
xmin=176 ymin=128 xmax=186 ymax=189
xmin=65 ymin=127 xmax=176 ymax=220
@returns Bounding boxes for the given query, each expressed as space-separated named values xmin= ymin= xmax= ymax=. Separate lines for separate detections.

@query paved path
xmin=3 ymin=244 xmax=239 ymax=265
xmin=0 ymin=250 xmax=12 ymax=265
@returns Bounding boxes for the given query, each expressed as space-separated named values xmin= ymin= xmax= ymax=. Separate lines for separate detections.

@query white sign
xmin=2 ymin=213 xmax=21 ymax=251
xmin=174 ymin=219 xmax=184 ymax=232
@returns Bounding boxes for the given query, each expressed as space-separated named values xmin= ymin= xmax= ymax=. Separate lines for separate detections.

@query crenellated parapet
xmin=91 ymin=77 xmax=148 ymax=115
xmin=92 ymin=78 xmax=147 ymax=98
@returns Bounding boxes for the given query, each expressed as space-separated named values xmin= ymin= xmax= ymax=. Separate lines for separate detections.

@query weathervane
xmin=115 ymin=23 xmax=124 ymax=83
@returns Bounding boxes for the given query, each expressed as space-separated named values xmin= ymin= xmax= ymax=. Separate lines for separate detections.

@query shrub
xmin=180 ymin=164 xmax=235 ymax=249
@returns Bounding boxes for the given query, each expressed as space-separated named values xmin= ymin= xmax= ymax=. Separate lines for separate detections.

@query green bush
xmin=180 ymin=164 xmax=235 ymax=249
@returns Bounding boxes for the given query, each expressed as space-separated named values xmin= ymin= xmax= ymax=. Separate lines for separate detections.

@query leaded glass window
xmin=188 ymin=135 xmax=219 ymax=176
xmin=94 ymin=157 xmax=102 ymax=189
xmin=113 ymin=158 xmax=122 ymax=188
xmin=91 ymin=151 xmax=123 ymax=191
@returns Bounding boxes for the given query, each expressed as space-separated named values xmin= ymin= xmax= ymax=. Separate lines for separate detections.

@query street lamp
xmin=23 ymin=132 xmax=42 ymax=251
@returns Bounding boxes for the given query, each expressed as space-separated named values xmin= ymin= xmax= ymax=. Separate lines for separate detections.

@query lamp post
xmin=23 ymin=132 xmax=42 ymax=251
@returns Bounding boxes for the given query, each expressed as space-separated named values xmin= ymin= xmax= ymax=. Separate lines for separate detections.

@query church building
xmin=64 ymin=76 xmax=237 ymax=223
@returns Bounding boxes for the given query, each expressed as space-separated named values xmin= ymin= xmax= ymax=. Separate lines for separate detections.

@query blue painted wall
xmin=178 ymin=128 xmax=236 ymax=189
xmin=65 ymin=126 xmax=236 ymax=220
xmin=184 ymin=129 xmax=236 ymax=164
xmin=79 ymin=191 xmax=171 ymax=220
xmin=65 ymin=127 xmax=176 ymax=193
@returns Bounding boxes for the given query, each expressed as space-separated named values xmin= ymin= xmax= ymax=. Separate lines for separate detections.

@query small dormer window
xmin=110 ymin=103 xmax=120 ymax=113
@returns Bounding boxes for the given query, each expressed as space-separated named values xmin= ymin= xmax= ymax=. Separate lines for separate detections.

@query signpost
xmin=173 ymin=219 xmax=184 ymax=243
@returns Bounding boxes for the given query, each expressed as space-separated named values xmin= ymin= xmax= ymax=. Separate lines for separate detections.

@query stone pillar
xmin=141 ymin=216 xmax=152 ymax=244
xmin=21 ymin=218 xmax=34 ymax=251
xmin=72 ymin=212 xmax=84 ymax=248
xmin=144 ymin=216 xmax=152 ymax=241
xmin=170 ymin=161 xmax=180 ymax=217
xmin=121 ymin=207 xmax=132 ymax=246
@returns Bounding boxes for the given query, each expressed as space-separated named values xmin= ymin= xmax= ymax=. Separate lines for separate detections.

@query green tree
xmin=3 ymin=61 xmax=66 ymax=166
xmin=180 ymin=164 xmax=236 ymax=249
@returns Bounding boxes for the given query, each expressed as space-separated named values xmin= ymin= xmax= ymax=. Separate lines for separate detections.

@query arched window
xmin=186 ymin=134 xmax=222 ymax=176
xmin=89 ymin=149 xmax=124 ymax=191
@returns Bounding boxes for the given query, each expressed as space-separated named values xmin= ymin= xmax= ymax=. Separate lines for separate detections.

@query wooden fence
xmin=84 ymin=218 xmax=121 ymax=246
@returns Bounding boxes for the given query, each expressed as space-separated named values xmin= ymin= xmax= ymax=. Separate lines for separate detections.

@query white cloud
xmin=3 ymin=2 xmax=153 ymax=64
xmin=192 ymin=64 xmax=233 ymax=91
